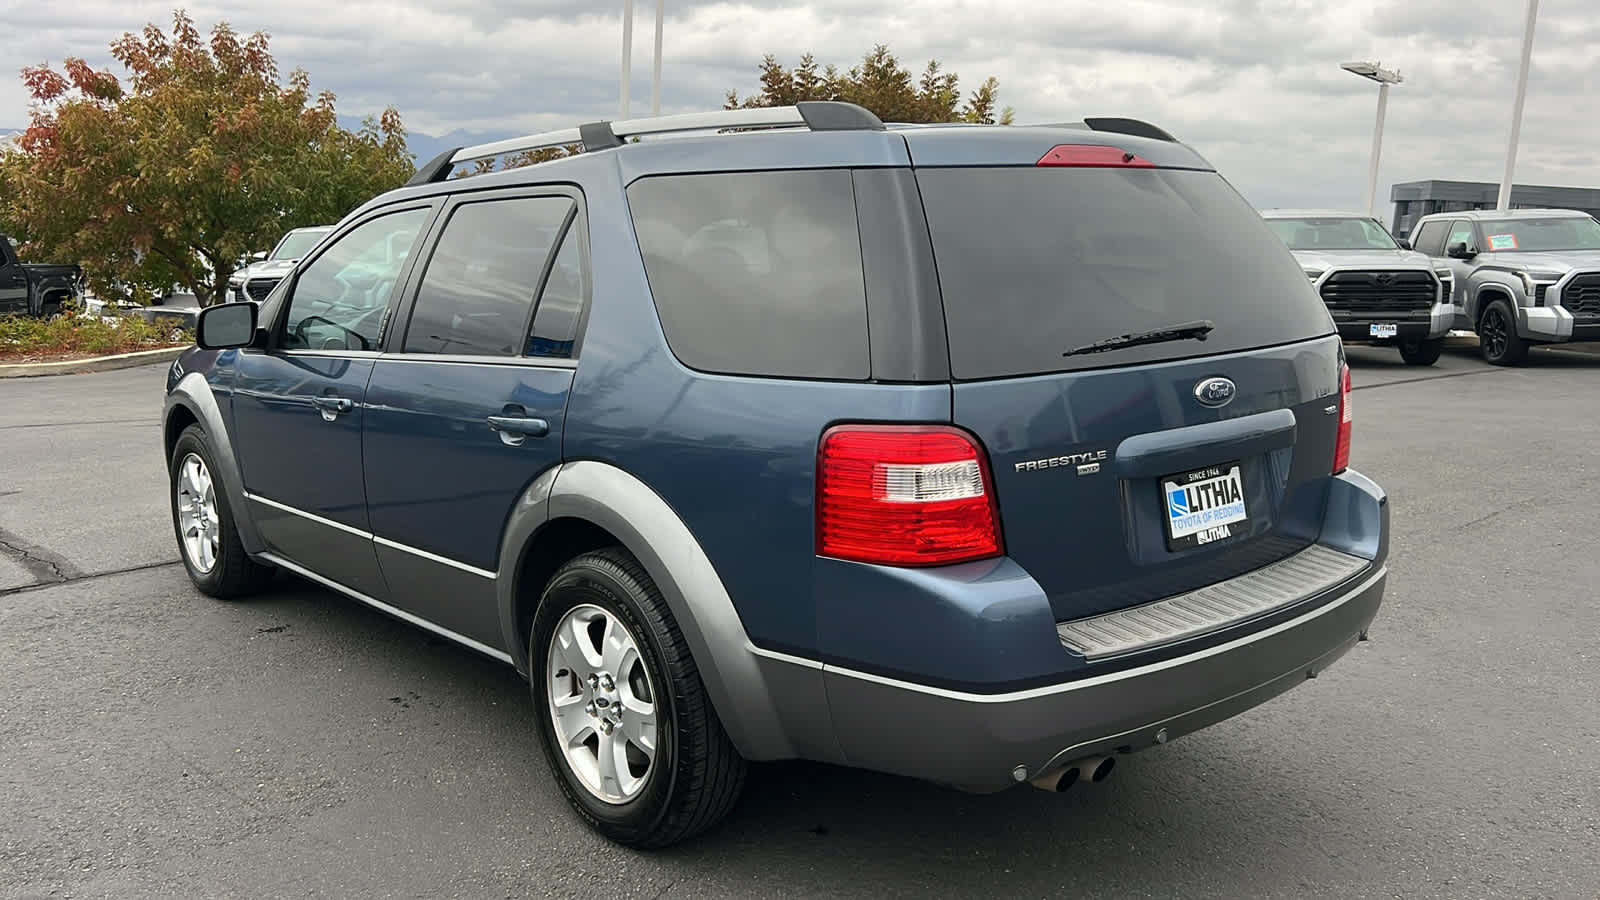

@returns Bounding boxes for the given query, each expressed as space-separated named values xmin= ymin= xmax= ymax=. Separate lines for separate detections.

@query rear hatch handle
xmin=1114 ymin=408 xmax=1297 ymax=479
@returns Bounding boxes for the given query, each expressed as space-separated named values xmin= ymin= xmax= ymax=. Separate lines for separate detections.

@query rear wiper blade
xmin=1063 ymin=320 xmax=1215 ymax=357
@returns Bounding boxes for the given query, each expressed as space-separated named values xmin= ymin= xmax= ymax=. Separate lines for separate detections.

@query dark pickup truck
xmin=1 ymin=234 xmax=83 ymax=317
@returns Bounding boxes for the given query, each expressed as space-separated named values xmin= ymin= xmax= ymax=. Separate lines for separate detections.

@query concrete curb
xmin=0 ymin=345 xmax=188 ymax=379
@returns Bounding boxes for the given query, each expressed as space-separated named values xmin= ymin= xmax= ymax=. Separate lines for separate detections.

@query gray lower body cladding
xmin=817 ymin=564 xmax=1385 ymax=792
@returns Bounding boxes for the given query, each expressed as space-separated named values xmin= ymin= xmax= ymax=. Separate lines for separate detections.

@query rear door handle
xmin=311 ymin=396 xmax=355 ymax=421
xmin=487 ymin=415 xmax=549 ymax=446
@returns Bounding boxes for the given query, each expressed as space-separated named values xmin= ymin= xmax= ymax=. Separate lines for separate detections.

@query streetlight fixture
xmin=1498 ymin=0 xmax=1540 ymax=210
xmin=1341 ymin=60 xmax=1403 ymax=221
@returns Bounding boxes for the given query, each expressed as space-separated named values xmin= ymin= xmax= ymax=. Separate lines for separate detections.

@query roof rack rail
xmin=1081 ymin=117 xmax=1178 ymax=143
xmin=404 ymin=101 xmax=885 ymax=187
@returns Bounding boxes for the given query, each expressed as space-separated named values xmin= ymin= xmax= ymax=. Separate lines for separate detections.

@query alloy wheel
xmin=175 ymin=452 xmax=220 ymax=574
xmin=546 ymin=603 xmax=659 ymax=804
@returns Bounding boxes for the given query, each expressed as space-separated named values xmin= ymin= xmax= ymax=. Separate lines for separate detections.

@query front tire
xmin=1398 ymin=337 xmax=1443 ymax=366
xmin=1477 ymin=300 xmax=1529 ymax=366
xmin=168 ymin=425 xmax=274 ymax=599
xmin=530 ymin=548 xmax=746 ymax=849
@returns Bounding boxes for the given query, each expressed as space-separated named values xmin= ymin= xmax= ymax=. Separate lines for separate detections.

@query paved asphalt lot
xmin=2 ymin=345 xmax=1597 ymax=899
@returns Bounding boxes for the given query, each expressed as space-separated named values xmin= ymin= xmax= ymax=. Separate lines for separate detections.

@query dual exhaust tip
xmin=1029 ymin=755 xmax=1117 ymax=793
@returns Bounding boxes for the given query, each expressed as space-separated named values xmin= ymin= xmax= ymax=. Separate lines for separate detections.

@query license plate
xmin=1163 ymin=463 xmax=1248 ymax=550
xmin=1369 ymin=323 xmax=1398 ymax=338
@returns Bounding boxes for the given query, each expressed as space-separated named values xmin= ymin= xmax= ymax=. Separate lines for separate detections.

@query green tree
xmin=0 ymin=10 xmax=415 ymax=305
xmin=725 ymin=45 xmax=1014 ymax=125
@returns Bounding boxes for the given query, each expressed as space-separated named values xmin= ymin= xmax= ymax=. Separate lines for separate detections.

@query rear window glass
xmin=915 ymin=167 xmax=1334 ymax=379
xmin=626 ymin=170 xmax=870 ymax=380
xmin=1265 ymin=217 xmax=1398 ymax=251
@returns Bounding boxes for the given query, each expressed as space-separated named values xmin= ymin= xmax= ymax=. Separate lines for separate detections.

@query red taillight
xmin=817 ymin=425 xmax=1003 ymax=567
xmin=1036 ymin=144 xmax=1155 ymax=168
xmin=1332 ymin=363 xmax=1352 ymax=474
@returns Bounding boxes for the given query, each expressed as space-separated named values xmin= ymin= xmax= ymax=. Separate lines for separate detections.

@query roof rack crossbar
xmin=435 ymin=101 xmax=885 ymax=178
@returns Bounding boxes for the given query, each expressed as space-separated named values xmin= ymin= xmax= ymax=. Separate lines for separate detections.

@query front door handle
xmin=486 ymin=415 xmax=549 ymax=446
xmin=311 ymin=395 xmax=355 ymax=422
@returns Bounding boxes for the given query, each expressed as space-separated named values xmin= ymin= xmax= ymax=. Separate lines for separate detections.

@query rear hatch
xmin=904 ymin=128 xmax=1344 ymax=622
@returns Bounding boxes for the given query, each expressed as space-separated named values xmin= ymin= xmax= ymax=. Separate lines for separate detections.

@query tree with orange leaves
xmin=0 ymin=10 xmax=414 ymax=305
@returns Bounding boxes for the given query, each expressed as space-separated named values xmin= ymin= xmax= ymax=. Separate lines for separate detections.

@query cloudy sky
xmin=3 ymin=1 xmax=1595 ymax=213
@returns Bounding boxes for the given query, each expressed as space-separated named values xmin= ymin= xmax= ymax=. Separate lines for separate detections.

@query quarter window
xmin=627 ymin=170 xmax=870 ymax=380
xmin=527 ymin=221 xmax=587 ymax=359
xmin=282 ymin=208 xmax=430 ymax=352
xmin=404 ymin=197 xmax=576 ymax=357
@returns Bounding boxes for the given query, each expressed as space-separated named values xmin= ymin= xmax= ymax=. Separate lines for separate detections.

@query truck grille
xmin=1319 ymin=270 xmax=1437 ymax=313
xmin=1563 ymin=273 xmax=1600 ymax=316
xmin=245 ymin=278 xmax=281 ymax=302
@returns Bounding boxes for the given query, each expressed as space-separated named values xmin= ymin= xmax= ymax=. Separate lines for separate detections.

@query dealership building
xmin=1388 ymin=180 xmax=1600 ymax=239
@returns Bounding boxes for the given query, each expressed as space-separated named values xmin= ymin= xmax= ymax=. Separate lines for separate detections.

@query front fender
xmin=164 ymin=368 xmax=264 ymax=554
xmin=1467 ymin=270 xmax=1524 ymax=319
xmin=496 ymin=459 xmax=817 ymax=762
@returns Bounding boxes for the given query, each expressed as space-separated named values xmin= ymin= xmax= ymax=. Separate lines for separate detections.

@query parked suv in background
xmin=1408 ymin=208 xmax=1600 ymax=365
xmin=164 ymin=103 xmax=1390 ymax=848
xmin=227 ymin=225 xmax=333 ymax=304
xmin=1262 ymin=210 xmax=1453 ymax=366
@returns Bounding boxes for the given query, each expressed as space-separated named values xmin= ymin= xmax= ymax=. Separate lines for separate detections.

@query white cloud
xmin=2 ymin=0 xmax=1595 ymax=212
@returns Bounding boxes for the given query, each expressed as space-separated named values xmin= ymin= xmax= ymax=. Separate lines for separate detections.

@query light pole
xmin=1498 ymin=0 xmax=1540 ymax=210
xmin=1341 ymin=61 xmax=1403 ymax=222
xmin=619 ymin=0 xmax=634 ymax=119
xmin=621 ymin=1 xmax=664 ymax=119
xmin=650 ymin=0 xmax=664 ymax=116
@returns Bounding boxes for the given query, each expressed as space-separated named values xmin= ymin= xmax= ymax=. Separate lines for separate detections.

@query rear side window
xmin=915 ymin=167 xmax=1335 ymax=379
xmin=627 ymin=170 xmax=870 ymax=380
xmin=1410 ymin=220 xmax=1449 ymax=257
xmin=404 ymin=196 xmax=575 ymax=356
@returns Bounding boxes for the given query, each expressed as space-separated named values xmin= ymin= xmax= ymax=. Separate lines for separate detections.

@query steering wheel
xmin=294 ymin=314 xmax=371 ymax=352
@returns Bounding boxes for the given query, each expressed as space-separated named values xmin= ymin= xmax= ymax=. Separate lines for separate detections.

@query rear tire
xmin=529 ymin=547 xmax=746 ymax=849
xmin=1477 ymin=300 xmax=1528 ymax=366
xmin=169 ymin=425 xmax=274 ymax=599
xmin=1398 ymin=337 xmax=1443 ymax=366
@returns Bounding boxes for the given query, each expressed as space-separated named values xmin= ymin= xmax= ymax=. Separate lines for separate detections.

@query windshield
xmin=1476 ymin=216 xmax=1600 ymax=252
xmin=1265 ymin=217 xmax=1398 ymax=251
xmin=271 ymin=229 xmax=330 ymax=260
xmin=915 ymin=167 xmax=1333 ymax=379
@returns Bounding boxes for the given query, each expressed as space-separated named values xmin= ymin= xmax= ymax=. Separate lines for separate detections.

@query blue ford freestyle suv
xmin=164 ymin=102 xmax=1389 ymax=848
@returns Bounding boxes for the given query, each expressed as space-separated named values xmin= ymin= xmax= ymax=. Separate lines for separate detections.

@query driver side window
xmin=282 ymin=207 xmax=431 ymax=351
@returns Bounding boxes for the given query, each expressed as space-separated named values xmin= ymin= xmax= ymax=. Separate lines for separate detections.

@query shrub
xmin=0 ymin=311 xmax=192 ymax=360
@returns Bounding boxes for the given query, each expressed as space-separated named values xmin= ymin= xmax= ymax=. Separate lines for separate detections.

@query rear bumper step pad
xmin=1057 ymin=543 xmax=1370 ymax=659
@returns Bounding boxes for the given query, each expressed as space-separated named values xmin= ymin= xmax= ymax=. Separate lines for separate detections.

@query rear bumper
xmin=821 ymin=560 xmax=1383 ymax=792
xmin=744 ymin=469 xmax=1390 ymax=789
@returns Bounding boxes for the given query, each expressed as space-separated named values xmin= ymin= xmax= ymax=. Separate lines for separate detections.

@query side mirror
xmin=250 ymin=251 xmax=268 ymax=261
xmin=1396 ymin=239 xmax=1412 ymax=250
xmin=196 ymin=301 xmax=259 ymax=350
xmin=1446 ymin=242 xmax=1475 ymax=260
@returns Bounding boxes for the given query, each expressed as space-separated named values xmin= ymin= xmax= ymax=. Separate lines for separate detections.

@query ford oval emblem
xmin=1194 ymin=377 xmax=1236 ymax=408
